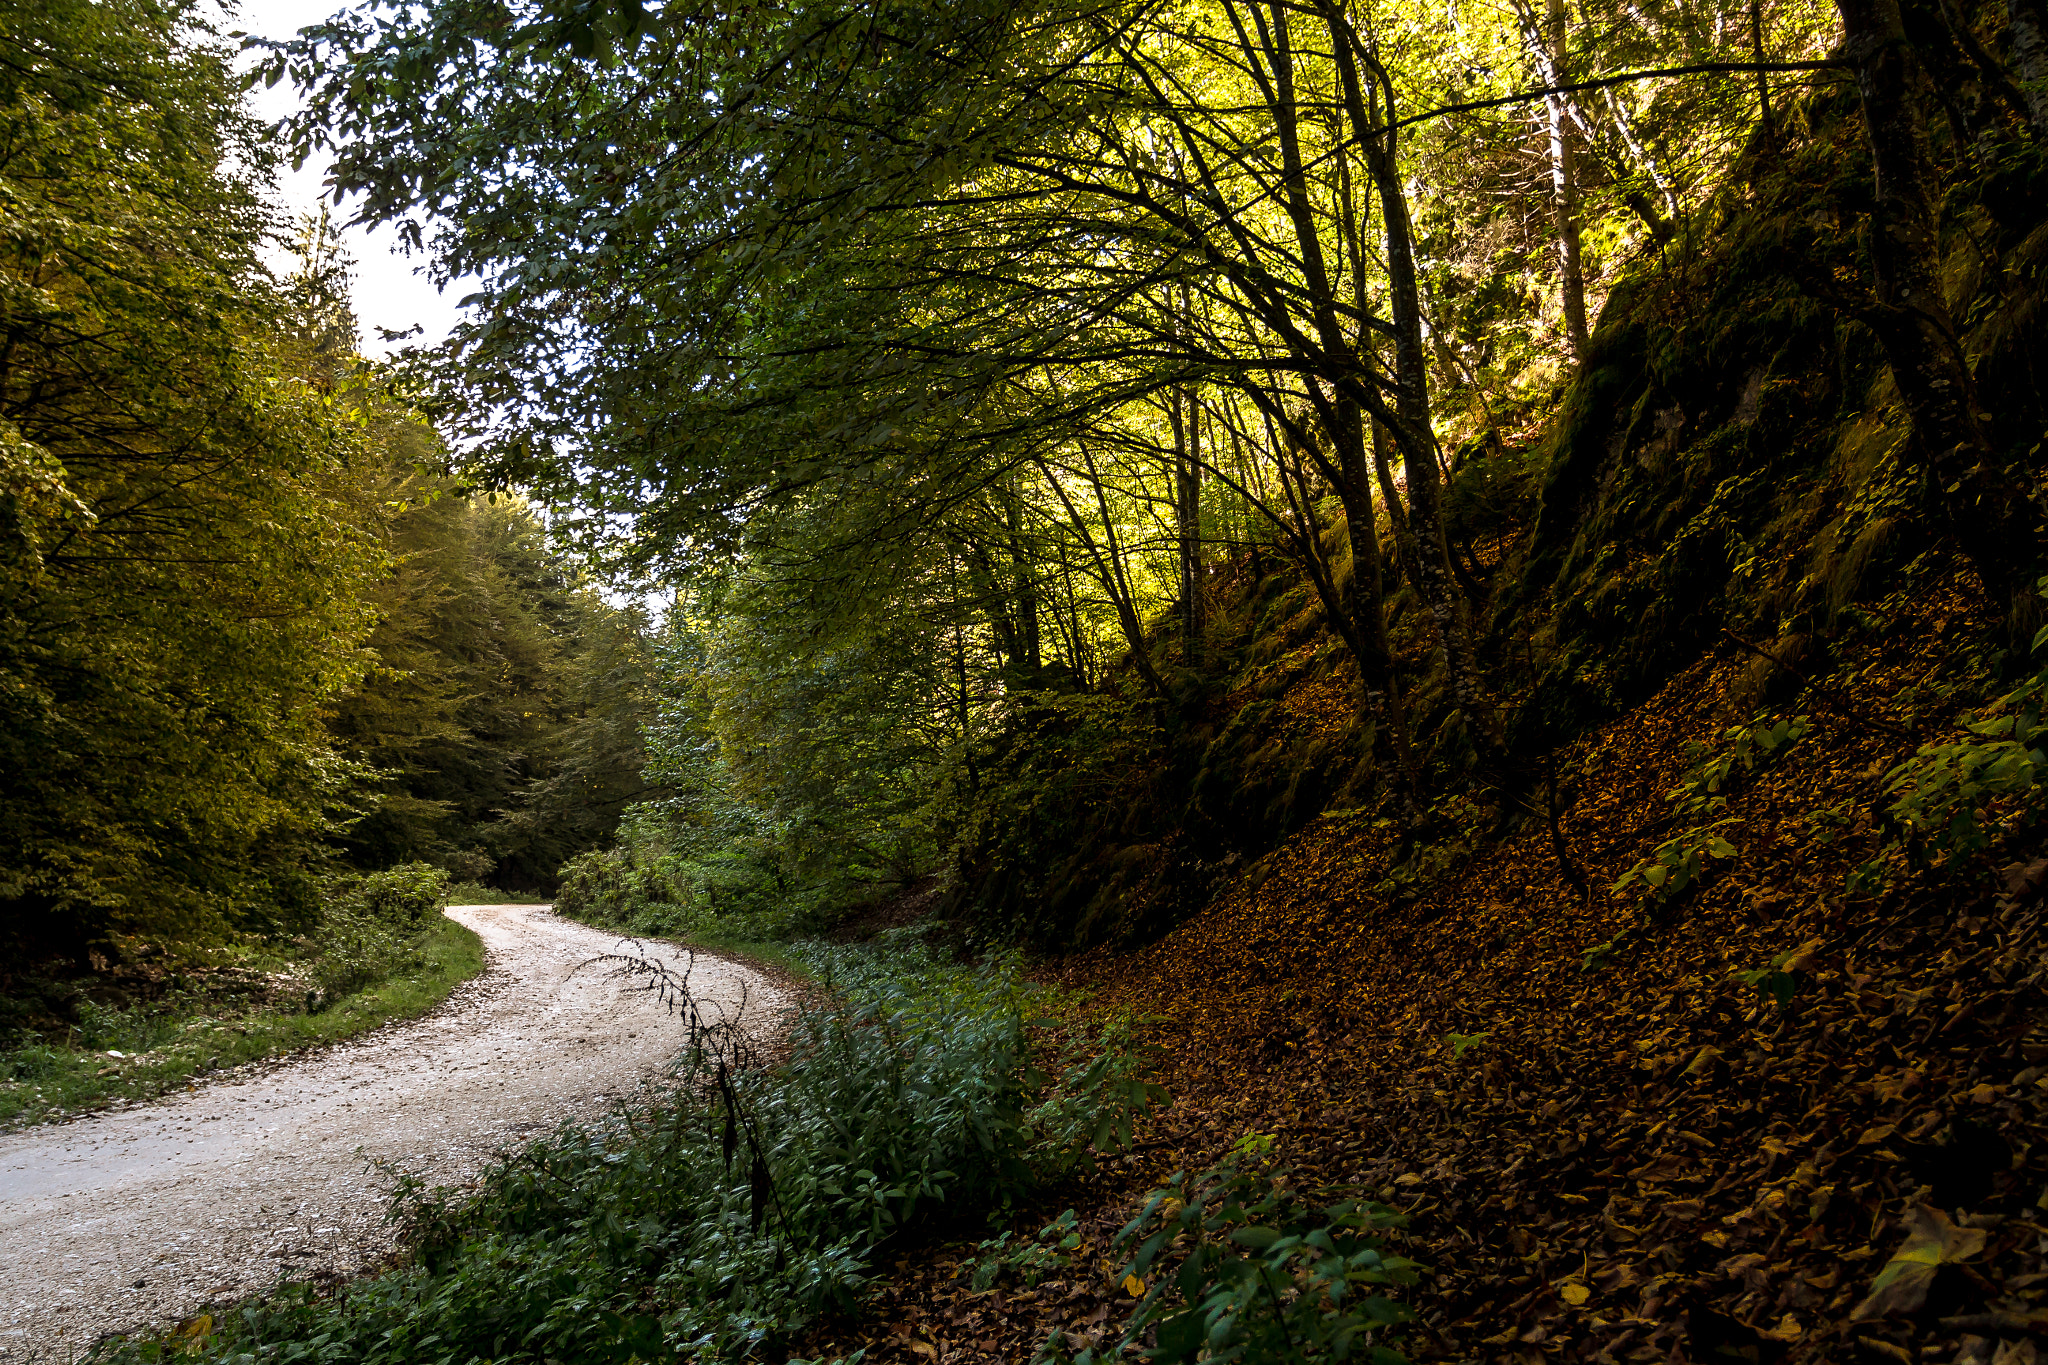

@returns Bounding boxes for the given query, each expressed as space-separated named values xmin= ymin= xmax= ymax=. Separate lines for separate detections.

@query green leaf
xmin=1154 ymin=1310 xmax=1204 ymax=1360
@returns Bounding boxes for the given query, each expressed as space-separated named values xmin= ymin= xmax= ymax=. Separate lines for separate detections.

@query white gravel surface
xmin=0 ymin=904 xmax=782 ymax=1363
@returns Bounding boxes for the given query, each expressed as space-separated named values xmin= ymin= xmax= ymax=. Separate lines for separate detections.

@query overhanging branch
xmin=1390 ymin=59 xmax=1849 ymax=132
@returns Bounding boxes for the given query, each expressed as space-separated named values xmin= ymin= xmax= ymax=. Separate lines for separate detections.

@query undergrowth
xmin=443 ymin=882 xmax=551 ymax=906
xmin=99 ymin=939 xmax=1168 ymax=1365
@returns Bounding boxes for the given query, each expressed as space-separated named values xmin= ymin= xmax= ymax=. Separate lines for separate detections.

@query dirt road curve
xmin=0 ymin=905 xmax=780 ymax=1363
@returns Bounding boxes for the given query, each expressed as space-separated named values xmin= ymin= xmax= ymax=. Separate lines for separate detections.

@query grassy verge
xmin=0 ymin=915 xmax=484 ymax=1131
xmin=675 ymin=933 xmax=820 ymax=983
xmin=444 ymin=882 xmax=550 ymax=905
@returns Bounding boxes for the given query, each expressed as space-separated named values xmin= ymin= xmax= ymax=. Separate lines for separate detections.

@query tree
xmin=0 ymin=0 xmax=387 ymax=957
xmin=329 ymin=485 xmax=659 ymax=887
xmin=268 ymin=0 xmax=1860 ymax=803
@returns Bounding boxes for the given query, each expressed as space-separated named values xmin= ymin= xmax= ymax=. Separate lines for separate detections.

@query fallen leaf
xmin=1761 ymin=1313 xmax=1804 ymax=1341
xmin=1121 ymin=1274 xmax=1145 ymax=1297
xmin=1717 ymin=1252 xmax=1768 ymax=1282
xmin=1560 ymin=1282 xmax=1591 ymax=1306
xmin=1852 ymin=1205 xmax=1986 ymax=1320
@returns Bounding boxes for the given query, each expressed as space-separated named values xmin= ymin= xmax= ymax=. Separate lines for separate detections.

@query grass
xmin=444 ymin=882 xmax=550 ymax=905
xmin=677 ymin=933 xmax=821 ymax=983
xmin=0 ymin=914 xmax=485 ymax=1132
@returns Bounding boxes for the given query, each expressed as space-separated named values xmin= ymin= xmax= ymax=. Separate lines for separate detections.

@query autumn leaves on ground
xmin=810 ymin=558 xmax=2048 ymax=1365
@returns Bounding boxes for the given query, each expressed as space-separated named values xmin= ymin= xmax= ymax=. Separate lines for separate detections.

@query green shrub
xmin=72 ymin=999 xmax=178 ymax=1053
xmin=442 ymin=882 xmax=548 ymax=905
xmin=1608 ymin=711 xmax=1809 ymax=908
xmin=308 ymin=863 xmax=449 ymax=1002
xmin=1883 ymin=669 xmax=2048 ymax=868
xmin=348 ymin=863 xmax=450 ymax=930
xmin=554 ymin=842 xmax=812 ymax=943
xmin=1068 ymin=1164 xmax=1418 ymax=1364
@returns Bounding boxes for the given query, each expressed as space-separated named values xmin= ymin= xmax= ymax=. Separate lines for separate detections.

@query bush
xmin=1093 ymin=1164 xmax=1420 ymax=1365
xmin=108 ymin=941 xmax=1164 ymax=1364
xmin=308 ymin=863 xmax=448 ymax=1002
xmin=554 ymin=843 xmax=806 ymax=942
xmin=348 ymin=863 xmax=450 ymax=930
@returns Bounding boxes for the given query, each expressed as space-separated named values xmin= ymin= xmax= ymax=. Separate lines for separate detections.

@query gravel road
xmin=0 ymin=904 xmax=781 ymax=1363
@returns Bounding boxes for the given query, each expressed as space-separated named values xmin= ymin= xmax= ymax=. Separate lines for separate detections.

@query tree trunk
xmin=1168 ymin=384 xmax=1204 ymax=666
xmin=1541 ymin=0 xmax=1590 ymax=362
xmin=1371 ymin=417 xmax=1422 ymax=585
xmin=1036 ymin=449 xmax=1168 ymax=698
xmin=1749 ymin=0 xmax=1776 ymax=142
xmin=1328 ymin=11 xmax=1498 ymax=746
xmin=1330 ymin=400 xmax=1415 ymax=776
xmin=961 ymin=543 xmax=1017 ymax=677
xmin=1004 ymin=474 xmax=1042 ymax=677
xmin=1837 ymin=0 xmax=2040 ymax=630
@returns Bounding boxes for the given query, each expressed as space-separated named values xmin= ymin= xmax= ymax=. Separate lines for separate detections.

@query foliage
xmin=308 ymin=863 xmax=449 ymax=1000
xmin=1670 ymin=715 xmax=1813 ymax=816
xmin=1734 ymin=937 xmax=1823 ymax=1007
xmin=1079 ymin=1165 xmax=1418 ymax=1365
xmin=441 ymin=882 xmax=548 ymax=905
xmin=101 ymin=941 xmax=1164 ymax=1364
xmin=552 ymin=837 xmax=804 ymax=943
xmin=1609 ymin=817 xmax=1743 ymax=903
xmin=2 ymin=22 xmax=656 ymax=966
xmin=1373 ymin=795 xmax=1490 ymax=907
xmin=0 ymin=0 xmax=389 ymax=959
xmin=948 ymin=690 xmax=1178 ymax=946
xmin=967 ymin=1208 xmax=1084 ymax=1292
xmin=1611 ymin=712 xmax=1810 ymax=904
xmin=1881 ymin=631 xmax=2048 ymax=867
xmin=329 ymin=488 xmax=660 ymax=889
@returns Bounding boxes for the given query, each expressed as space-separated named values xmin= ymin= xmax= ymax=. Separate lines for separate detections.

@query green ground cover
xmin=442 ymin=882 xmax=551 ymax=906
xmin=1 ymin=912 xmax=484 ymax=1132
xmin=97 ymin=939 xmax=1164 ymax=1365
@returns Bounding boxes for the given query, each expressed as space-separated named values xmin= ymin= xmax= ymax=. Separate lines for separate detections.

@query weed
xmin=1045 ymin=1164 xmax=1419 ymax=1364
xmin=1445 ymin=1031 xmax=1493 ymax=1060
xmin=968 ymin=1209 xmax=1082 ymax=1291
xmin=1592 ymin=711 xmax=1811 ymax=969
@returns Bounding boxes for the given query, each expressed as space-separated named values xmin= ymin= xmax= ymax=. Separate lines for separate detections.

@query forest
xmin=4 ymin=0 xmax=2048 ymax=1357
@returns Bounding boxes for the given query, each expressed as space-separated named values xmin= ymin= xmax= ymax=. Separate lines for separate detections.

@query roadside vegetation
xmin=442 ymin=883 xmax=551 ymax=906
xmin=0 ymin=866 xmax=481 ymax=1130
xmin=100 ymin=939 xmax=1192 ymax=1365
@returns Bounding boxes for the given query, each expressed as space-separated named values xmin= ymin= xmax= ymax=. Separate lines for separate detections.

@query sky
xmin=228 ymin=0 xmax=470 ymax=356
